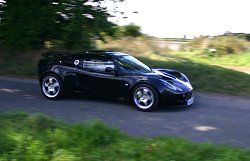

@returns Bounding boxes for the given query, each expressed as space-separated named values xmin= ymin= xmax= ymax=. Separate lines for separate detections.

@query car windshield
xmin=116 ymin=55 xmax=152 ymax=74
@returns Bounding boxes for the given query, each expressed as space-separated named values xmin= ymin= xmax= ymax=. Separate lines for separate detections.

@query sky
xmin=1 ymin=0 xmax=249 ymax=38
xmin=109 ymin=0 xmax=250 ymax=38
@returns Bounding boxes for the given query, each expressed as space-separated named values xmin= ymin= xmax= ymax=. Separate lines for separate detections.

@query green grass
xmin=1 ymin=49 xmax=250 ymax=96
xmin=0 ymin=112 xmax=250 ymax=161
xmin=138 ymin=56 xmax=250 ymax=96
xmin=168 ymin=52 xmax=250 ymax=67
xmin=128 ymin=50 xmax=250 ymax=96
xmin=0 ymin=51 xmax=41 ymax=78
xmin=126 ymin=49 xmax=250 ymax=96
xmin=0 ymin=58 xmax=38 ymax=78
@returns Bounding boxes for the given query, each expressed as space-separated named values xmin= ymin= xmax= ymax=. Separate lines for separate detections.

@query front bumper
xmin=160 ymin=90 xmax=194 ymax=106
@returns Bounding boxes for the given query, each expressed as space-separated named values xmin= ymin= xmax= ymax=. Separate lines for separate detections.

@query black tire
xmin=131 ymin=84 xmax=159 ymax=112
xmin=40 ymin=73 xmax=63 ymax=99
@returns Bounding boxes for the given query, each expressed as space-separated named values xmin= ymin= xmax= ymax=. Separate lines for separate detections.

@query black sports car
xmin=38 ymin=50 xmax=194 ymax=111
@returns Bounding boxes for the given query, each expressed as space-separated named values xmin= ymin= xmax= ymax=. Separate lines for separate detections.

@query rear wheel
xmin=41 ymin=74 xmax=63 ymax=99
xmin=132 ymin=84 xmax=159 ymax=111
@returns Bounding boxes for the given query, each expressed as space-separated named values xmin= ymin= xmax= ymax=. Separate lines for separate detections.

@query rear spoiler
xmin=41 ymin=51 xmax=72 ymax=59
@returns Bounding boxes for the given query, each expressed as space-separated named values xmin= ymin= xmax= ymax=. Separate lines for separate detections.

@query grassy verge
xmin=168 ymin=52 xmax=250 ymax=67
xmin=98 ymin=37 xmax=250 ymax=96
xmin=1 ymin=49 xmax=250 ymax=96
xmin=0 ymin=112 xmax=250 ymax=160
xmin=137 ymin=56 xmax=250 ymax=96
xmin=0 ymin=51 xmax=42 ymax=78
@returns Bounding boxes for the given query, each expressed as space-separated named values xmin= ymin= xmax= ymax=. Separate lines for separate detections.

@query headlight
xmin=161 ymin=80 xmax=183 ymax=92
xmin=180 ymin=73 xmax=190 ymax=83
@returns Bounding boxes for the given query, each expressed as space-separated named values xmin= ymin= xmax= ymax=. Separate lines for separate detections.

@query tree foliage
xmin=0 ymin=0 xmax=56 ymax=51
xmin=0 ymin=0 xmax=123 ymax=52
xmin=113 ymin=23 xmax=142 ymax=38
xmin=123 ymin=23 xmax=142 ymax=37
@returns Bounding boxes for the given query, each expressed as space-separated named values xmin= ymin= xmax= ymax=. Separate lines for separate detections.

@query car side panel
xmin=75 ymin=69 xmax=127 ymax=97
xmin=122 ymin=75 xmax=167 ymax=94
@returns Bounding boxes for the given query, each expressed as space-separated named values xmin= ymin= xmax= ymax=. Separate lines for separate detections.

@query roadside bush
xmin=188 ymin=36 xmax=248 ymax=55
xmin=0 ymin=112 xmax=250 ymax=161
xmin=188 ymin=36 xmax=209 ymax=50
xmin=208 ymin=36 xmax=248 ymax=55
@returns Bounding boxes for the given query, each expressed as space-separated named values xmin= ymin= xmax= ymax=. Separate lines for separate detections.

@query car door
xmin=76 ymin=54 xmax=126 ymax=97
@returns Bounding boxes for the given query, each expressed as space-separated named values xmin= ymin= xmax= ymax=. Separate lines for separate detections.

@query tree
xmin=58 ymin=0 xmax=117 ymax=50
xmin=113 ymin=23 xmax=142 ymax=38
xmin=123 ymin=23 xmax=142 ymax=37
xmin=0 ymin=0 xmax=58 ymax=51
xmin=0 ymin=0 xmax=124 ymax=52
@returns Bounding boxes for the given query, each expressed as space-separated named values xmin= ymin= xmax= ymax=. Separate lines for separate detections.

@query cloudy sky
xmin=110 ymin=0 xmax=250 ymax=38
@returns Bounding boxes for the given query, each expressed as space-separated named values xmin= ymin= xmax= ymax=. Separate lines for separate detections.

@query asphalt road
xmin=0 ymin=77 xmax=250 ymax=148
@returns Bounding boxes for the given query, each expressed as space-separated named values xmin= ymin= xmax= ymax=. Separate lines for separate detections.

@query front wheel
xmin=132 ymin=84 xmax=159 ymax=112
xmin=41 ymin=74 xmax=63 ymax=99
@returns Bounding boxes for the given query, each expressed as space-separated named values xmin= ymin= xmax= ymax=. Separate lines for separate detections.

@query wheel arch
xmin=129 ymin=82 xmax=160 ymax=103
xmin=39 ymin=71 xmax=63 ymax=84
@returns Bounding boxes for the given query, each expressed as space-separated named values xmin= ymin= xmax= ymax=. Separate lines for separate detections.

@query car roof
xmin=78 ymin=50 xmax=129 ymax=57
xmin=42 ymin=50 xmax=129 ymax=60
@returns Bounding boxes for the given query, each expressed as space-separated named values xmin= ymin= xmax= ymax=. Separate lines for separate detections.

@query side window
xmin=82 ymin=56 xmax=115 ymax=74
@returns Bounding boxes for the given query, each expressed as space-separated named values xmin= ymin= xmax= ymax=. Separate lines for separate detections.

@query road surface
xmin=0 ymin=77 xmax=250 ymax=148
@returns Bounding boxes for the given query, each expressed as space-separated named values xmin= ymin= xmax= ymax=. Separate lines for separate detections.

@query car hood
xmin=142 ymin=68 xmax=193 ymax=92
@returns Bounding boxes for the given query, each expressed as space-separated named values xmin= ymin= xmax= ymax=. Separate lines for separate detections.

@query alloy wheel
xmin=134 ymin=87 xmax=154 ymax=110
xmin=42 ymin=76 xmax=61 ymax=98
